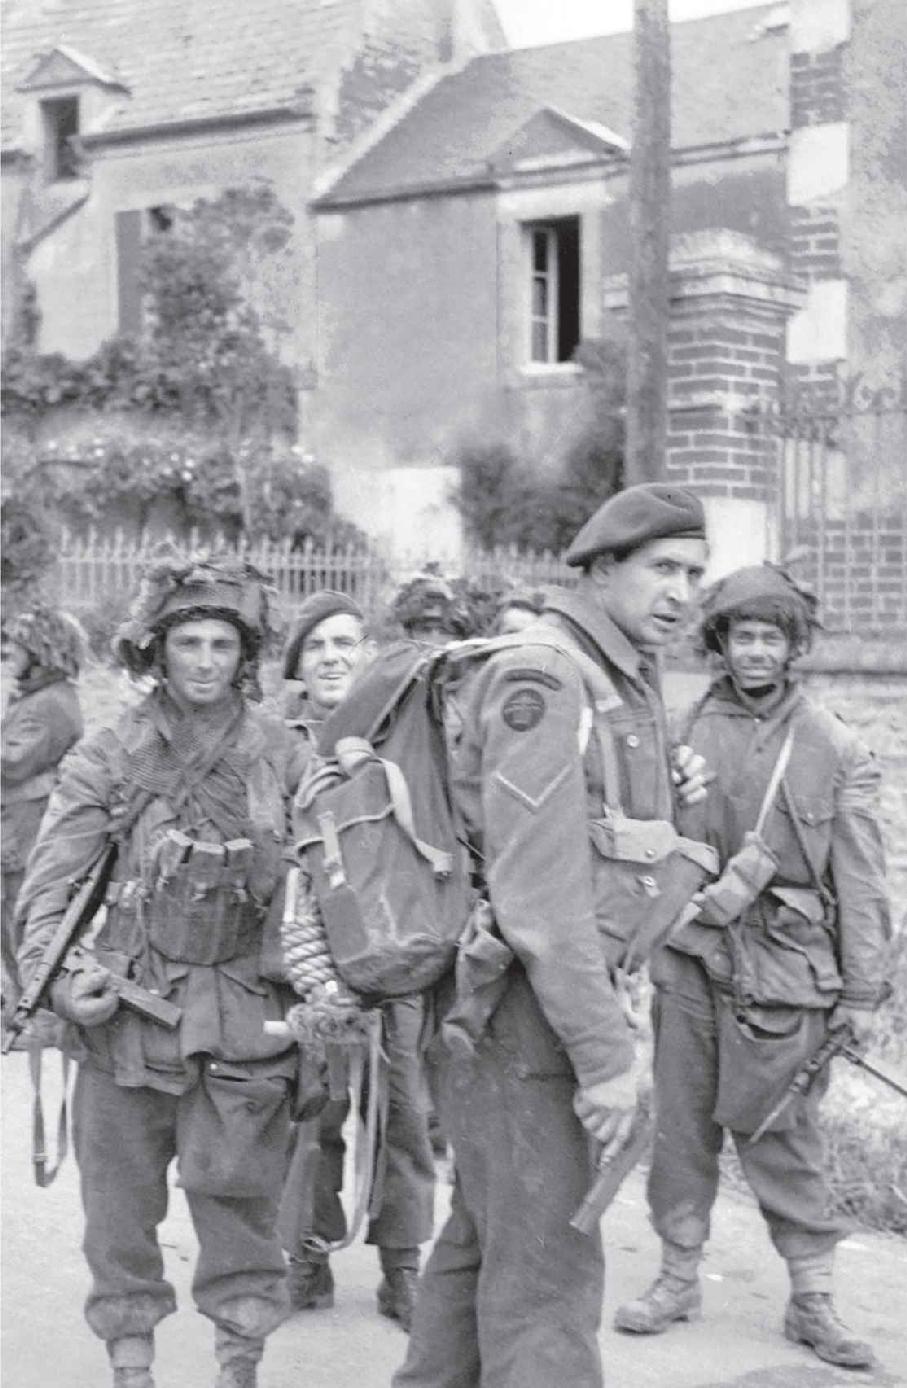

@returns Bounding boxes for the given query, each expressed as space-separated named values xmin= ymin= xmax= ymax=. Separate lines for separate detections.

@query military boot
xmin=108 ymin=1333 xmax=155 ymax=1388
xmin=614 ymin=1243 xmax=703 ymax=1335
xmin=377 ymin=1249 xmax=420 ymax=1333
xmin=287 ymin=1252 xmax=334 ymax=1310
xmin=214 ymin=1326 xmax=264 ymax=1388
xmin=784 ymin=1294 xmax=874 ymax=1368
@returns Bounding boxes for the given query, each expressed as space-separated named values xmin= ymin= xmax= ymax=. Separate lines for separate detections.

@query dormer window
xmin=41 ymin=96 xmax=80 ymax=181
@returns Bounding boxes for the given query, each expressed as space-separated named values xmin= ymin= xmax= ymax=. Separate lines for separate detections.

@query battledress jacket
xmin=17 ymin=689 xmax=308 ymax=1093
xmin=668 ymin=677 xmax=891 ymax=1010
xmin=445 ymin=590 xmax=683 ymax=1089
xmin=1 ymin=672 xmax=83 ymax=876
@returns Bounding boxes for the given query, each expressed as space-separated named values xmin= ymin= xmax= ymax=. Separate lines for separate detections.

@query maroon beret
xmin=565 ymin=483 xmax=707 ymax=567
xmin=282 ymin=591 xmax=364 ymax=677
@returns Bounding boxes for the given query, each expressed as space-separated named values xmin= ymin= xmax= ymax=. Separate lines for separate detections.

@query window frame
xmin=522 ymin=216 xmax=582 ymax=372
xmin=40 ymin=95 xmax=81 ymax=182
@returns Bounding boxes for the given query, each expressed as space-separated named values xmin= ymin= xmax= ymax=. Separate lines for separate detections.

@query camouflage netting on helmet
xmin=112 ymin=542 xmax=284 ymax=692
xmin=698 ymin=563 xmax=820 ymax=658
xmin=392 ymin=563 xmax=542 ymax=638
xmin=5 ymin=604 xmax=89 ymax=678
xmin=495 ymin=583 xmax=547 ymax=619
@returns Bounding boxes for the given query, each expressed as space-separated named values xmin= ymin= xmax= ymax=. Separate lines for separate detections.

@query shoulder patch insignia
xmin=501 ymin=687 xmax=546 ymax=732
xmin=502 ymin=667 xmax=562 ymax=691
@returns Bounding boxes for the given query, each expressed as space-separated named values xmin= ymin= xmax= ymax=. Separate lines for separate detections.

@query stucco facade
xmin=0 ymin=0 xmax=505 ymax=360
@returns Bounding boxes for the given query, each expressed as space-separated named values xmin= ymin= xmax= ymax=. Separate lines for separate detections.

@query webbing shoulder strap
xmin=332 ymin=737 xmax=453 ymax=877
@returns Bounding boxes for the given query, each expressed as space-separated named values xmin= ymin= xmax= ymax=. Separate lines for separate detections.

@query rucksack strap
xmin=333 ymin=737 xmax=453 ymax=878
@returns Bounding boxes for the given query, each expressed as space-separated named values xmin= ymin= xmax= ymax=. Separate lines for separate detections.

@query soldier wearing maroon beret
xmin=394 ymin=484 xmax=712 ymax=1388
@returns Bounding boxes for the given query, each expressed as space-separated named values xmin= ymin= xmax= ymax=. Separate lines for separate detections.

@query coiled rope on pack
xmin=279 ymin=865 xmax=372 ymax=1044
xmin=275 ymin=865 xmax=385 ymax=1254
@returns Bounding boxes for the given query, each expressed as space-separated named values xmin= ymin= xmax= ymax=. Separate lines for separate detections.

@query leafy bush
xmin=452 ymin=329 xmax=625 ymax=552
xmin=0 ymin=499 xmax=59 ymax=615
xmin=0 ymin=183 xmax=368 ymax=548
xmin=453 ymin=431 xmax=622 ymax=554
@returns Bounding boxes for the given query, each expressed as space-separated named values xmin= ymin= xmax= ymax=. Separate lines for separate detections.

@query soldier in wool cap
xmin=393 ymin=484 xmax=712 ymax=1388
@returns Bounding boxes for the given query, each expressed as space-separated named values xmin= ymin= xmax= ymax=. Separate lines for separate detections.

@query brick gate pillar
xmin=605 ymin=230 xmax=806 ymax=578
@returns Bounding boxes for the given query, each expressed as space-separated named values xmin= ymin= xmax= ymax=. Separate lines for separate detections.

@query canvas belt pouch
xmin=590 ymin=813 xmax=718 ymax=971
xmin=713 ymin=998 xmax=828 ymax=1134
xmin=442 ymin=898 xmax=515 ymax=1058
xmin=147 ymin=830 xmax=260 ymax=965
xmin=177 ymin=1064 xmax=292 ymax=1198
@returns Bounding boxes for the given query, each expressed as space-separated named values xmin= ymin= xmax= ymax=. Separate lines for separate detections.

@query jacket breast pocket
xmin=599 ymin=710 xmax=662 ymax=819
xmin=775 ymin=791 xmax=834 ymax=882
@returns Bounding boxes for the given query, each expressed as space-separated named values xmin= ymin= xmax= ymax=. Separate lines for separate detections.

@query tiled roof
xmin=322 ymin=4 xmax=789 ymax=205
xmin=2 ymin=0 xmax=349 ymax=149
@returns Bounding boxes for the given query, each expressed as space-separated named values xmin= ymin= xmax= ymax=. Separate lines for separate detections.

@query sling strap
xmin=27 ymin=784 xmax=158 ymax=1188
xmin=754 ymin=725 xmax=795 ymax=838
xmin=298 ymin=1007 xmax=387 ymax=1257
xmin=28 ymin=1045 xmax=72 ymax=1188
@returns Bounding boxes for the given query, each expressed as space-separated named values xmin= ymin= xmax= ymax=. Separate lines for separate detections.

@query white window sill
xmin=520 ymin=360 xmax=582 ymax=374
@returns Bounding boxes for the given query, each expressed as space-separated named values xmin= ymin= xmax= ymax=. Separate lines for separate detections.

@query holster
xmin=441 ymin=899 xmax=514 ymax=1059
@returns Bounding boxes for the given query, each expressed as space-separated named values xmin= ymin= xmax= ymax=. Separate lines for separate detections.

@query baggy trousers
xmin=281 ymin=996 xmax=435 ymax=1254
xmin=648 ymin=952 xmax=849 ymax=1261
xmin=72 ymin=1062 xmax=291 ymax=1344
xmin=393 ymin=1029 xmax=603 ymax=1387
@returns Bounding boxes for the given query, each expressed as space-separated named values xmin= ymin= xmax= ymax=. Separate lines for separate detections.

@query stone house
xmin=310 ymin=0 xmax=906 ymax=627
xmin=1 ymin=0 xmax=505 ymax=382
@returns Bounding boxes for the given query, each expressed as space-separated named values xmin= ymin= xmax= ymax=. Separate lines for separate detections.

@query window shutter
xmin=115 ymin=209 xmax=143 ymax=335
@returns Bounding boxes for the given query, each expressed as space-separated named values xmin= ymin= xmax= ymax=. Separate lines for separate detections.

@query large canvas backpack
xmin=292 ymin=630 xmax=717 ymax=1001
xmin=292 ymin=641 xmax=473 ymax=998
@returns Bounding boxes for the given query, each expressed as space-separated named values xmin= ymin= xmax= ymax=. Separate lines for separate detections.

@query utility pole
xmin=626 ymin=0 xmax=671 ymax=483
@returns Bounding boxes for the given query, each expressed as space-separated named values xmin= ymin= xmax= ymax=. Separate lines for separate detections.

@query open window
xmin=526 ymin=216 xmax=581 ymax=365
xmin=41 ymin=96 xmax=80 ymax=181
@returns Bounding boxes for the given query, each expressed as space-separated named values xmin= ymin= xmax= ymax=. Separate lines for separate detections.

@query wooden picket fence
xmin=46 ymin=529 xmax=575 ymax=619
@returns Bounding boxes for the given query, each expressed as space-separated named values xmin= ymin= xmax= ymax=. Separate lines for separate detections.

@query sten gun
xmin=748 ymin=1025 xmax=907 ymax=1146
xmin=570 ymin=1100 xmax=654 ymax=1236
xmin=2 ymin=844 xmax=181 ymax=1054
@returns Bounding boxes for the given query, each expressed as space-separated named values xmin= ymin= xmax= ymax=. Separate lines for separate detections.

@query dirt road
xmin=2 ymin=1051 xmax=905 ymax=1387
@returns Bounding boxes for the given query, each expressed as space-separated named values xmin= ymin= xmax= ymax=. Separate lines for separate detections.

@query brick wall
xmin=794 ymin=515 xmax=907 ymax=632
xmin=666 ymin=295 xmax=791 ymax=502
xmin=786 ymin=6 xmax=849 ymax=400
xmin=789 ymin=205 xmax=842 ymax=280
xmin=790 ymin=46 xmax=846 ymax=127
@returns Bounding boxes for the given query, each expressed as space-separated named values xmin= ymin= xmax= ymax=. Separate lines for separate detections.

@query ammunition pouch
xmin=725 ymin=886 xmax=841 ymax=1010
xmin=140 ymin=831 xmax=262 ymax=966
xmin=589 ymin=813 xmax=718 ymax=971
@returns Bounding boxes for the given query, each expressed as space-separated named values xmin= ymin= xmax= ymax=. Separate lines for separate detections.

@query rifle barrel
xmin=844 ymin=1048 xmax=907 ymax=1100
